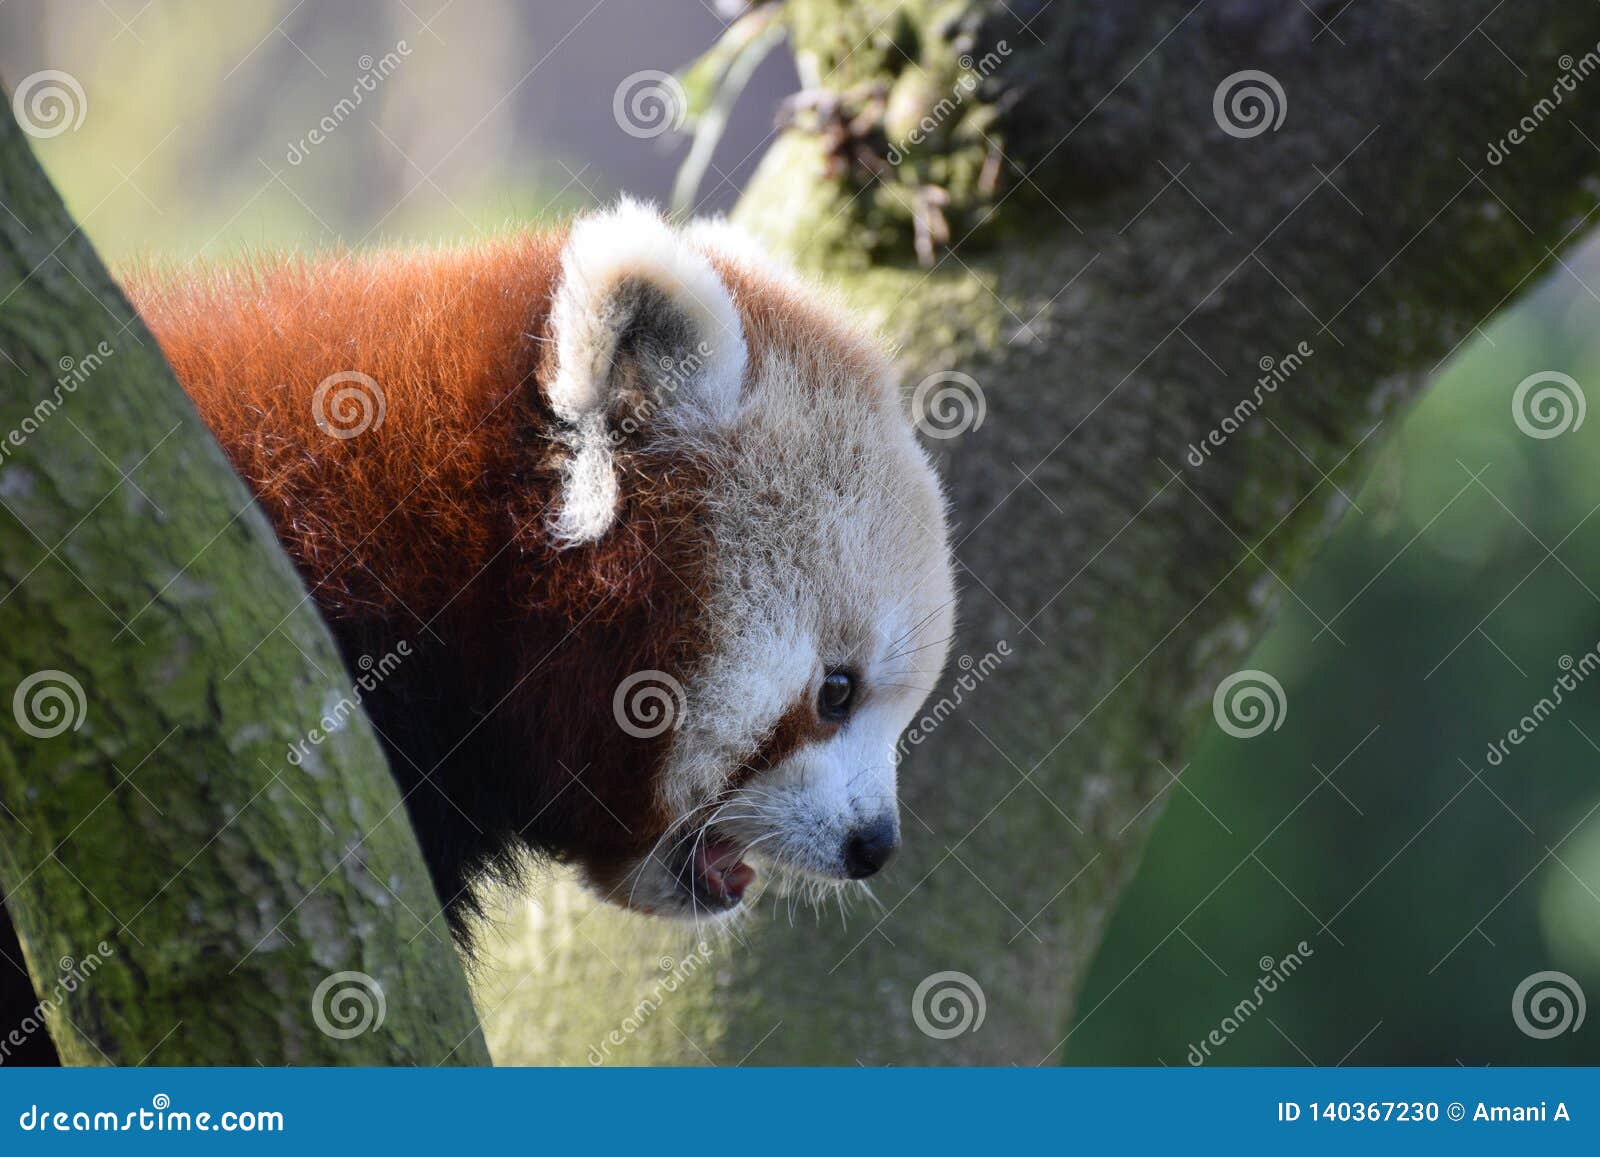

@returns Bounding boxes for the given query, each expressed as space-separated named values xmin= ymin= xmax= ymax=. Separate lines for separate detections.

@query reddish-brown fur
xmin=124 ymin=235 xmax=564 ymax=619
xmin=120 ymin=227 xmax=890 ymax=936
xmin=122 ymin=231 xmax=719 ymax=931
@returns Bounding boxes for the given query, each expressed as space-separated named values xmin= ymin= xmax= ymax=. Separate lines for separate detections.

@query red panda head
xmin=531 ymin=201 xmax=956 ymax=921
xmin=125 ymin=199 xmax=955 ymax=934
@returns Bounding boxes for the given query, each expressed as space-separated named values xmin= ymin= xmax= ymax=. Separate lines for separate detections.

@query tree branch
xmin=0 ymin=99 xmax=486 ymax=1065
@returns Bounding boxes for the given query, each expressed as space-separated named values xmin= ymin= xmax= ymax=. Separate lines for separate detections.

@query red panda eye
xmin=818 ymin=670 xmax=855 ymax=721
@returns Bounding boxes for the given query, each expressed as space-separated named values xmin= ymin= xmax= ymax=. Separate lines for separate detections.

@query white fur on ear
xmin=545 ymin=198 xmax=747 ymax=546
xmin=548 ymin=198 xmax=746 ymax=426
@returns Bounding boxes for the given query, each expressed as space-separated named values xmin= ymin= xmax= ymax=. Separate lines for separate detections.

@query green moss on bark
xmin=0 ymin=104 xmax=486 ymax=1066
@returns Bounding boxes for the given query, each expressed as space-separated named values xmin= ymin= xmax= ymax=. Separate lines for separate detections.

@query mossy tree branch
xmin=0 ymin=95 xmax=487 ymax=1065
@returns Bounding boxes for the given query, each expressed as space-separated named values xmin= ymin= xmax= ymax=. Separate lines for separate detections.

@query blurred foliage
xmin=0 ymin=0 xmax=792 ymax=263
xmin=4 ymin=1 xmax=593 ymax=261
xmin=1071 ymin=262 xmax=1600 ymax=1065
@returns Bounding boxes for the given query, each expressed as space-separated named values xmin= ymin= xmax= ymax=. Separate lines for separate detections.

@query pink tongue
xmin=694 ymin=839 xmax=755 ymax=902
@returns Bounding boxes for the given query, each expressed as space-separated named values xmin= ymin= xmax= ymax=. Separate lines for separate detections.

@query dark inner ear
xmin=604 ymin=280 xmax=703 ymax=429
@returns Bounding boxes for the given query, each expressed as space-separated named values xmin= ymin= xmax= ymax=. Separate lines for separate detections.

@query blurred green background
xmin=1073 ymin=280 xmax=1600 ymax=1065
xmin=3 ymin=0 xmax=1597 ymax=1064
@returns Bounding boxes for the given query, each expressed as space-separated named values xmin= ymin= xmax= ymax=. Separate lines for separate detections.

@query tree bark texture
xmin=0 ymin=103 xmax=488 ymax=1066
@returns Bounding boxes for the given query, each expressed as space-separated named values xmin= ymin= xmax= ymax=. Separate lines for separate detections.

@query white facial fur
xmin=547 ymin=203 xmax=955 ymax=918
xmin=616 ymin=357 xmax=956 ymax=915
xmin=672 ymin=337 xmax=954 ymax=837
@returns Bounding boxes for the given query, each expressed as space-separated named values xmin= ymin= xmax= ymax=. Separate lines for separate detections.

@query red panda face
xmin=539 ymin=204 xmax=956 ymax=922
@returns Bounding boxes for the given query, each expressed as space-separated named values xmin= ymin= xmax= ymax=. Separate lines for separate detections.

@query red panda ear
xmin=544 ymin=198 xmax=747 ymax=546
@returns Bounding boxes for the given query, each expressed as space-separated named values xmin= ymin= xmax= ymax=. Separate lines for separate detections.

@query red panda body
xmin=122 ymin=203 xmax=957 ymax=938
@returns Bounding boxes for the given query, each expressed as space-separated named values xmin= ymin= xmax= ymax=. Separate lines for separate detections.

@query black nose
xmin=843 ymin=818 xmax=899 ymax=879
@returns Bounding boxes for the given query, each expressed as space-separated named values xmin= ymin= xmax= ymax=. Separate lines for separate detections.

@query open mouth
xmin=675 ymin=833 xmax=756 ymax=910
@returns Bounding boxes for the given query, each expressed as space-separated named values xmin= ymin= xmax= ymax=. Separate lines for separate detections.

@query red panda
xmin=121 ymin=200 xmax=957 ymax=939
